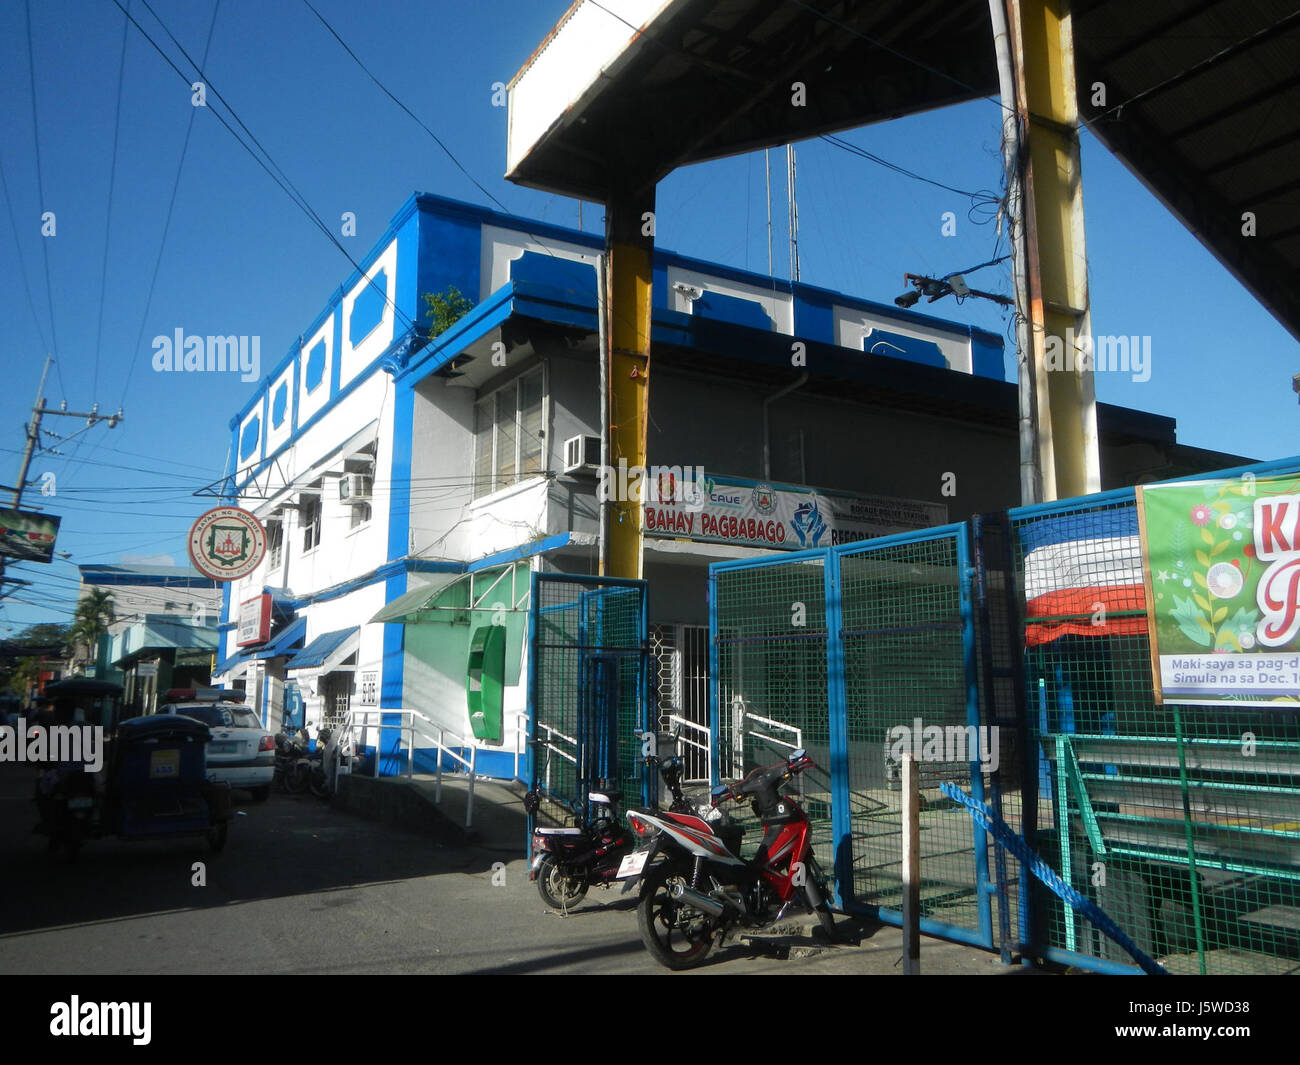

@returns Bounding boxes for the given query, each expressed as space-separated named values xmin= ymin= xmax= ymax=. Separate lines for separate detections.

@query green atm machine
xmin=466 ymin=625 xmax=506 ymax=741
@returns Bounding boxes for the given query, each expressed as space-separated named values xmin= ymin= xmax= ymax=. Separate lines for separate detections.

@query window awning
xmin=369 ymin=563 xmax=530 ymax=625
xmin=369 ymin=573 xmax=465 ymax=624
xmin=225 ymin=614 xmax=307 ymax=667
xmin=285 ymin=627 xmax=359 ymax=673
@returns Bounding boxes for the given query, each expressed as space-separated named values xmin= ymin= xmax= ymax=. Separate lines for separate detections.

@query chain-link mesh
xmin=531 ymin=576 xmax=646 ymax=827
xmin=1012 ymin=495 xmax=1300 ymax=975
xmin=839 ymin=534 xmax=986 ymax=935
xmin=713 ymin=557 xmax=833 ymax=864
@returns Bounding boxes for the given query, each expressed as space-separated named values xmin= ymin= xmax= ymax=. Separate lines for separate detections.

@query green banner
xmin=1138 ymin=470 xmax=1300 ymax=707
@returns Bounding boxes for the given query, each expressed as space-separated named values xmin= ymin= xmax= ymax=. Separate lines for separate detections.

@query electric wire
xmin=24 ymin=0 xmax=59 ymax=376
xmin=0 ymin=145 xmax=51 ymax=353
xmin=92 ymin=12 xmax=131 ymax=401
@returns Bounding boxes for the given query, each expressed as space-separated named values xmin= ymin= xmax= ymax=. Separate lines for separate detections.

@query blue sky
xmin=1 ymin=0 xmax=1296 ymax=634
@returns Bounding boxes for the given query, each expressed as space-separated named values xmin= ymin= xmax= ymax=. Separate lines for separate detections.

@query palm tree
xmin=71 ymin=588 xmax=116 ymax=673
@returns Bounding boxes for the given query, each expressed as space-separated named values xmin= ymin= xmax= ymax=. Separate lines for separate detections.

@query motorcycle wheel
xmin=288 ymin=763 xmax=310 ymax=794
xmin=804 ymin=856 xmax=838 ymax=941
xmin=637 ymin=862 xmax=716 ymax=970
xmin=536 ymin=855 xmax=589 ymax=910
xmin=308 ymin=767 xmax=331 ymax=800
xmin=207 ymin=821 xmax=228 ymax=853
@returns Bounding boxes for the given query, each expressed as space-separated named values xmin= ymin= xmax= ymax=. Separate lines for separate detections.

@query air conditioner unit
xmin=563 ymin=435 xmax=600 ymax=476
xmin=339 ymin=474 xmax=373 ymax=502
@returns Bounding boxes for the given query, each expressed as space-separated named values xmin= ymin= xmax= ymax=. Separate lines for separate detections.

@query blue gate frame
xmin=527 ymin=572 xmax=650 ymax=828
xmin=709 ymin=524 xmax=999 ymax=951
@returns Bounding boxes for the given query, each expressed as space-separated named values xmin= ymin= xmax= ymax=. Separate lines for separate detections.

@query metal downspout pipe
xmin=762 ymin=371 xmax=809 ymax=481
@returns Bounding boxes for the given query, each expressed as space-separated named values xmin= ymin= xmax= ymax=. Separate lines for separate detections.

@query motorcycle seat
xmin=535 ymin=826 xmax=585 ymax=836
xmin=588 ymin=791 xmax=620 ymax=806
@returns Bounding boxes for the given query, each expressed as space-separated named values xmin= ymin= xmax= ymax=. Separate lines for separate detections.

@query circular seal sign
xmin=187 ymin=507 xmax=266 ymax=581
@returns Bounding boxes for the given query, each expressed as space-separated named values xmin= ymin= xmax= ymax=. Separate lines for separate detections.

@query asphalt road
xmin=0 ymin=761 xmax=1017 ymax=976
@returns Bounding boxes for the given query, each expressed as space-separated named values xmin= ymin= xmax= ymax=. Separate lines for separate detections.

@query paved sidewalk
xmin=331 ymin=768 xmax=1044 ymax=975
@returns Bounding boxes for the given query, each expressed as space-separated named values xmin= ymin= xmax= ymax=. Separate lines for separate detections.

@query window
xmin=349 ymin=502 xmax=371 ymax=529
xmin=267 ymin=518 xmax=284 ymax=569
xmin=301 ymin=493 xmax=322 ymax=552
xmin=473 ymin=366 xmax=545 ymax=499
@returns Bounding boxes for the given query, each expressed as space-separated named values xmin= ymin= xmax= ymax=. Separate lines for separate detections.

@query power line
xmin=300 ymin=0 xmax=511 ymax=216
xmin=820 ymin=134 xmax=1002 ymax=222
xmin=24 ymin=0 xmax=59 ymax=372
xmin=93 ymin=12 xmax=132 ymax=400
xmin=116 ymin=0 xmax=225 ymax=410
xmin=0 ymin=146 xmax=51 ymax=353
xmin=116 ymin=0 xmax=421 ymax=354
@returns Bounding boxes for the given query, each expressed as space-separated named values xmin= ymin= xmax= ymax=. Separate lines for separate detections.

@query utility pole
xmin=10 ymin=357 xmax=53 ymax=511
xmin=0 ymin=356 xmax=123 ymax=596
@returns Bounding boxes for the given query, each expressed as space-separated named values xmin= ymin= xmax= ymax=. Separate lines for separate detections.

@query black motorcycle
xmin=525 ymin=747 xmax=697 ymax=911
xmin=292 ymin=727 xmax=335 ymax=799
xmin=274 ymin=730 xmax=309 ymax=793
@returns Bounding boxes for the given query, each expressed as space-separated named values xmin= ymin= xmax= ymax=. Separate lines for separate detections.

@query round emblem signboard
xmin=187 ymin=507 xmax=267 ymax=581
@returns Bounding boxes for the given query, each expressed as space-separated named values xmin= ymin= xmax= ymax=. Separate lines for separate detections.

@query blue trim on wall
xmin=229 ymin=190 xmax=1008 ymax=476
xmin=693 ymin=290 xmax=772 ymax=332
xmin=216 ymin=582 xmax=232 ymax=675
xmin=468 ymin=532 xmax=572 ymax=572
xmin=382 ymin=376 xmax=417 ymax=709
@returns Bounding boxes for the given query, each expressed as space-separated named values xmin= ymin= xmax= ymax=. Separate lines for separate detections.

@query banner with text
xmin=644 ymin=475 xmax=947 ymax=551
xmin=1138 ymin=470 xmax=1300 ymax=707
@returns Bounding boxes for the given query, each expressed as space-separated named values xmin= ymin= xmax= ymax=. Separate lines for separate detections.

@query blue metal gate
xmin=527 ymin=573 xmax=649 ymax=826
xmin=710 ymin=525 xmax=1004 ymax=951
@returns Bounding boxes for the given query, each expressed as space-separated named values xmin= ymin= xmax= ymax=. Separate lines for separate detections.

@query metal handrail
xmin=344 ymin=708 xmax=480 ymax=829
xmin=744 ymin=710 xmax=803 ymax=753
xmin=664 ymin=712 xmax=712 ymax=783
xmin=535 ymin=721 xmax=578 ymax=795
xmin=664 ymin=713 xmax=710 ymax=754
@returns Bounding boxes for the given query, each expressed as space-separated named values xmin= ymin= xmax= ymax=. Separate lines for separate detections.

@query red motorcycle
xmin=623 ymin=748 xmax=836 ymax=970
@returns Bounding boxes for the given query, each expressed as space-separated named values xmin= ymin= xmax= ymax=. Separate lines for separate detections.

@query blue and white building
xmin=212 ymin=192 xmax=1225 ymax=778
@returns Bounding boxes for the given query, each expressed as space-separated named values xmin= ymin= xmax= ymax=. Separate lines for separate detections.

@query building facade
xmin=213 ymin=192 xmax=1243 ymax=778
xmin=79 ymin=563 xmax=222 ymax=713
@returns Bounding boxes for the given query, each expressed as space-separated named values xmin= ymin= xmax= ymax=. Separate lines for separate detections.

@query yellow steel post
xmin=603 ymin=184 xmax=655 ymax=579
xmin=1010 ymin=0 xmax=1099 ymax=500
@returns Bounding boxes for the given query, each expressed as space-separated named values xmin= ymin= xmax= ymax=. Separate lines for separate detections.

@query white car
xmin=159 ymin=689 xmax=275 ymax=801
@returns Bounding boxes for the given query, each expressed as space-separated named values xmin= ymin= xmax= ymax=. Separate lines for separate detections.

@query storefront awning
xmin=285 ymin=627 xmax=359 ymax=673
xmin=111 ymin=615 xmax=219 ymax=668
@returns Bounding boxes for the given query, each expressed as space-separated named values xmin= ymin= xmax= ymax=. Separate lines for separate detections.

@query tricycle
xmin=34 ymin=683 xmax=233 ymax=858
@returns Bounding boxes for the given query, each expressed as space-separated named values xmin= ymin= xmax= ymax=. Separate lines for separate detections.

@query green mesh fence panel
xmin=839 ymin=534 xmax=986 ymax=934
xmin=530 ymin=575 xmax=646 ymax=827
xmin=971 ymin=516 xmax=1030 ymax=959
xmin=713 ymin=557 xmax=833 ymax=863
xmin=1012 ymin=492 xmax=1300 ymax=976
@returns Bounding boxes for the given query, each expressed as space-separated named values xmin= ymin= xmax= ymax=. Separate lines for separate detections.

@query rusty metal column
xmin=1008 ymin=0 xmax=1100 ymax=500
xmin=602 ymin=183 xmax=655 ymax=578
